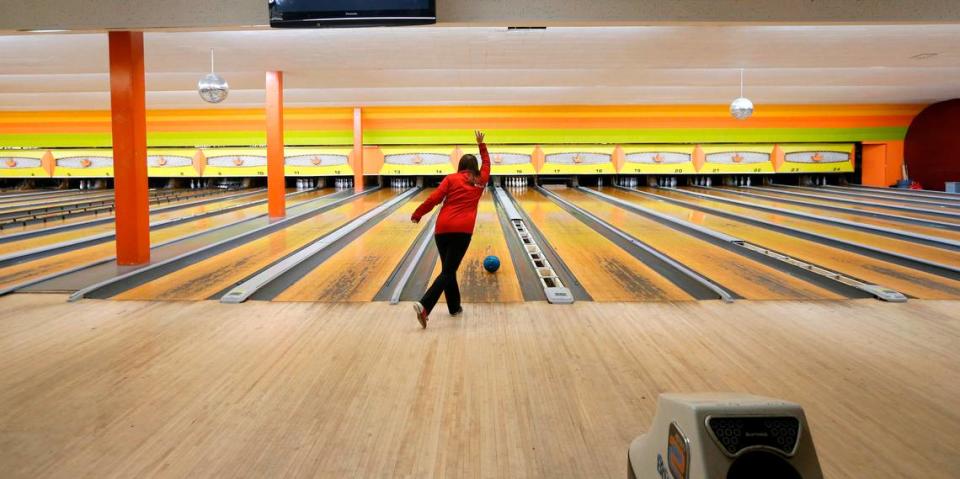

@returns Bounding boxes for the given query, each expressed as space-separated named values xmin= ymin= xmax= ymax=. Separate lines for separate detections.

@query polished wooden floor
xmin=0 ymin=294 xmax=957 ymax=478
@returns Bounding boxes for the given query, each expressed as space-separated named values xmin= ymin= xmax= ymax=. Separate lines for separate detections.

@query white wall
xmin=3 ymin=0 xmax=960 ymax=31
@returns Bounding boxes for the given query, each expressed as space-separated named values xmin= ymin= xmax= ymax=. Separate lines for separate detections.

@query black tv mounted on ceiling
xmin=269 ymin=0 xmax=436 ymax=28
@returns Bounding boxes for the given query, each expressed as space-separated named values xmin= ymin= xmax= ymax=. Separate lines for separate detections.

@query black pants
xmin=420 ymin=233 xmax=472 ymax=315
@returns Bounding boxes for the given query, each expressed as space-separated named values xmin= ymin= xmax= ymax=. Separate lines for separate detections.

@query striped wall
xmin=0 ymin=104 xmax=920 ymax=148
xmin=0 ymin=104 xmax=921 ymax=185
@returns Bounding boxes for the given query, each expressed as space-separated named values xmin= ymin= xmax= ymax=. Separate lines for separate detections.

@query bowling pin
xmin=746 ymin=176 xmax=751 ymax=187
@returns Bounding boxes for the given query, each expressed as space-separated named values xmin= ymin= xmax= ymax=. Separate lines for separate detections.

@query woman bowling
xmin=410 ymin=130 xmax=491 ymax=329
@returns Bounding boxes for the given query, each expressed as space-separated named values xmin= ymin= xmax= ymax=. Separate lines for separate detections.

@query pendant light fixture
xmin=198 ymin=48 xmax=229 ymax=104
xmin=729 ymin=68 xmax=754 ymax=120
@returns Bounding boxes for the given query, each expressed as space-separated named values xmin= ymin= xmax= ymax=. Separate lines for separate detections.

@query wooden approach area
xmin=0 ymin=294 xmax=958 ymax=478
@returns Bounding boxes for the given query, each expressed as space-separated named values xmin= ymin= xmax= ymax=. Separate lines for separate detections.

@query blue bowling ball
xmin=482 ymin=255 xmax=501 ymax=273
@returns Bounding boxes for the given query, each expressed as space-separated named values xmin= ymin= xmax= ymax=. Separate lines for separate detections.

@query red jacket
xmin=411 ymin=143 xmax=491 ymax=234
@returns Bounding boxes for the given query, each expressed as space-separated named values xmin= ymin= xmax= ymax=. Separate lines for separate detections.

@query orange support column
xmin=108 ymin=32 xmax=150 ymax=265
xmin=266 ymin=71 xmax=286 ymax=218
xmin=353 ymin=107 xmax=364 ymax=192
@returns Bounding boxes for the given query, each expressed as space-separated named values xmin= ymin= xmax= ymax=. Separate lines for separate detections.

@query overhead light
xmin=506 ymin=26 xmax=547 ymax=31
xmin=910 ymin=52 xmax=939 ymax=60
xmin=22 ymin=29 xmax=69 ymax=33
xmin=729 ymin=68 xmax=754 ymax=121
xmin=198 ymin=48 xmax=229 ymax=104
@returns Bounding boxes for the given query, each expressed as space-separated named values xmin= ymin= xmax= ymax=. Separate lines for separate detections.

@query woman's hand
xmin=475 ymin=130 xmax=485 ymax=144
xmin=411 ymin=216 xmax=420 ymax=224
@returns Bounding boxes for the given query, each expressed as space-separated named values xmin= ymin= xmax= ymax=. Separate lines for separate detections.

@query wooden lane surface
xmin=275 ymin=189 xmax=433 ymax=302
xmin=115 ymin=189 xmax=399 ymax=301
xmin=514 ymin=188 xmax=691 ymax=301
xmin=1 ymin=294 xmax=957 ymax=478
xmin=429 ymin=191 xmax=524 ymax=304
xmin=0 ymin=190 xmax=276 ymax=254
xmin=701 ymin=187 xmax=960 ymax=242
xmin=722 ymin=187 xmax=960 ymax=228
xmin=557 ymin=188 xmax=840 ymax=300
xmin=649 ymin=188 xmax=960 ymax=270
xmin=758 ymin=188 xmax=960 ymax=224
xmin=0 ymin=190 xmax=333 ymax=291
xmin=603 ymin=188 xmax=960 ymax=299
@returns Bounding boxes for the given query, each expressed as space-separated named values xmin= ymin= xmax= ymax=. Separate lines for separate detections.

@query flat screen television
xmin=269 ymin=0 xmax=436 ymax=28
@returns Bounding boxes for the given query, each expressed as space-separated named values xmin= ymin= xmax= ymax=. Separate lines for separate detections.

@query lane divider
xmin=388 ymin=210 xmax=439 ymax=305
xmin=221 ymin=188 xmax=420 ymax=304
xmin=494 ymin=186 xmax=574 ymax=305
xmin=540 ymin=186 xmax=735 ymax=303
xmin=66 ymin=188 xmax=374 ymax=302
xmin=587 ymin=187 xmax=907 ymax=302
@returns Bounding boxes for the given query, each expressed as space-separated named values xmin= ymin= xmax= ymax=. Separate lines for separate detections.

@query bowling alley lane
xmin=808 ymin=186 xmax=960 ymax=208
xmin=555 ymin=188 xmax=841 ymax=300
xmin=599 ymin=188 xmax=960 ymax=299
xmin=824 ymin=185 xmax=960 ymax=205
xmin=0 ymin=190 xmax=117 ymax=211
xmin=0 ymin=189 xmax=276 ymax=254
xmin=0 ymin=189 xmax=333 ymax=291
xmin=513 ymin=188 xmax=692 ymax=301
xmin=741 ymin=187 xmax=960 ymax=226
xmin=274 ymin=189 xmax=433 ymax=302
xmin=647 ymin=188 xmax=960 ymax=269
xmin=696 ymin=187 xmax=960 ymax=242
xmin=770 ymin=186 xmax=960 ymax=214
xmin=0 ymin=188 xmax=257 ymax=240
xmin=0 ymin=189 xmax=110 ymax=207
xmin=115 ymin=189 xmax=400 ymax=301
xmin=0 ymin=187 xmax=215 ymax=218
xmin=431 ymin=191 xmax=524 ymax=303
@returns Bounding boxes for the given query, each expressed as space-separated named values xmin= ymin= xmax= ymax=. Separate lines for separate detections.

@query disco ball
xmin=198 ymin=73 xmax=229 ymax=104
xmin=730 ymin=96 xmax=754 ymax=120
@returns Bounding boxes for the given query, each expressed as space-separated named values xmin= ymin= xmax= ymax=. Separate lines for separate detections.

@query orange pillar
xmin=108 ymin=32 xmax=150 ymax=265
xmin=353 ymin=107 xmax=364 ymax=192
xmin=266 ymin=71 xmax=286 ymax=218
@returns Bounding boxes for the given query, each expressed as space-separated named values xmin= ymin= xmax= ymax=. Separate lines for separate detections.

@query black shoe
xmin=450 ymin=307 xmax=463 ymax=317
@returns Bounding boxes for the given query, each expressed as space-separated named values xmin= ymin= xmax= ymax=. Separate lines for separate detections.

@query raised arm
xmin=475 ymin=130 xmax=491 ymax=186
xmin=411 ymin=175 xmax=450 ymax=223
